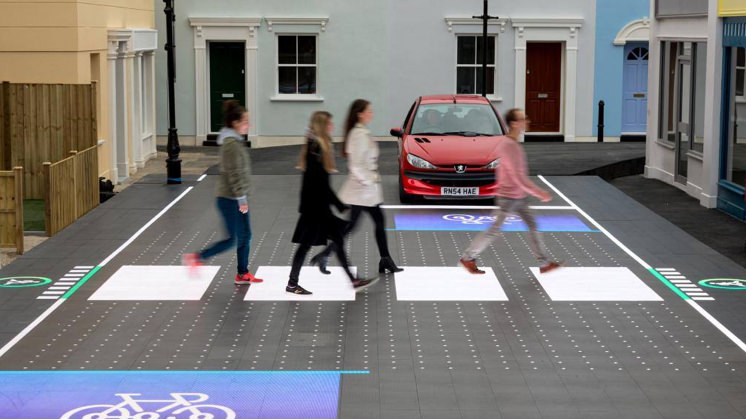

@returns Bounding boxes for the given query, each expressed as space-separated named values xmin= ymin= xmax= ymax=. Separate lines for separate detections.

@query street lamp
xmin=473 ymin=0 xmax=499 ymax=97
xmin=164 ymin=0 xmax=181 ymax=184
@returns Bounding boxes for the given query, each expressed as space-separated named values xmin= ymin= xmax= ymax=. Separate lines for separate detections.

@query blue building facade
xmin=592 ymin=0 xmax=651 ymax=140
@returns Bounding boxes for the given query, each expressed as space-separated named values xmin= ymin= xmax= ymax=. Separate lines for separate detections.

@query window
xmin=456 ymin=35 xmax=496 ymax=95
xmin=410 ymin=103 xmax=504 ymax=136
xmin=658 ymin=41 xmax=706 ymax=153
xmin=736 ymin=47 xmax=745 ymax=98
xmin=277 ymin=35 xmax=317 ymax=95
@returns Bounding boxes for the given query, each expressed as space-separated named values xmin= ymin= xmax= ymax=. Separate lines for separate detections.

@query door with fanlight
xmin=622 ymin=43 xmax=649 ymax=134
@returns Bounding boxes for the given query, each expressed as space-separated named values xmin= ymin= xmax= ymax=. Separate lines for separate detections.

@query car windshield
xmin=410 ymin=103 xmax=503 ymax=136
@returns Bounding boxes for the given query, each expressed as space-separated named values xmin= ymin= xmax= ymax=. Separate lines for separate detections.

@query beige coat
xmin=338 ymin=124 xmax=384 ymax=206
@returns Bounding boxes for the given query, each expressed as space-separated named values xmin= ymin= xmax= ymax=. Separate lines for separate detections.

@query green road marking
xmin=0 ymin=277 xmax=51 ymax=288
xmin=62 ymin=266 xmax=102 ymax=299
xmin=649 ymin=268 xmax=690 ymax=300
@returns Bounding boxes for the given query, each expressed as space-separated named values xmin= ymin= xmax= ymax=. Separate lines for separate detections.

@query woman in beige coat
xmin=310 ymin=99 xmax=403 ymax=274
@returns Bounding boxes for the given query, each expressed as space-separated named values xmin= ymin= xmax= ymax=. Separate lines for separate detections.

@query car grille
xmin=404 ymin=170 xmax=496 ymax=187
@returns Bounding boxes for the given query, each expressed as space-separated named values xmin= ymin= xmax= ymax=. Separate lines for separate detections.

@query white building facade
xmin=153 ymin=0 xmax=600 ymax=146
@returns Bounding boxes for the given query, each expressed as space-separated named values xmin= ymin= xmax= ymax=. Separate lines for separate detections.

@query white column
xmin=132 ymin=51 xmax=144 ymax=169
xmin=514 ymin=28 xmax=527 ymax=113
xmin=700 ymin=0 xmax=723 ymax=208
xmin=564 ymin=44 xmax=579 ymax=142
xmin=195 ymin=44 xmax=208 ymax=144
xmin=107 ymin=44 xmax=119 ymax=183
xmin=148 ymin=51 xmax=157 ymax=159
xmin=115 ymin=44 xmax=130 ymax=182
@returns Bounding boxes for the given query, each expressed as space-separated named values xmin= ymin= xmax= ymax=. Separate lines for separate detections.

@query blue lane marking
xmin=0 ymin=371 xmax=364 ymax=418
xmin=391 ymin=212 xmax=597 ymax=232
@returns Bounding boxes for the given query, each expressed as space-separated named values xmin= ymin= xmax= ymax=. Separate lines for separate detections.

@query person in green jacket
xmin=183 ymin=100 xmax=263 ymax=284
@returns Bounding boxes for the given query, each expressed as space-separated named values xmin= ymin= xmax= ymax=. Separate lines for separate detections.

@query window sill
xmin=736 ymin=97 xmax=746 ymax=104
xmin=655 ymin=139 xmax=675 ymax=150
xmin=270 ymin=95 xmax=324 ymax=102
xmin=687 ymin=149 xmax=704 ymax=161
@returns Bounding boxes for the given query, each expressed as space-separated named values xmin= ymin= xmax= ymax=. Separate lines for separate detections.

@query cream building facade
xmin=0 ymin=0 xmax=158 ymax=184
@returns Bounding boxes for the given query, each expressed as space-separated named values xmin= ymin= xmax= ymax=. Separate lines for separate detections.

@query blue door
xmin=622 ymin=43 xmax=649 ymax=133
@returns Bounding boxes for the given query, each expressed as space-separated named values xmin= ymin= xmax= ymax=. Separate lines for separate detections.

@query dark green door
xmin=209 ymin=42 xmax=245 ymax=133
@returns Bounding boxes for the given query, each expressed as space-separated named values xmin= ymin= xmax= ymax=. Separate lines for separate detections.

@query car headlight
xmin=483 ymin=158 xmax=500 ymax=169
xmin=407 ymin=153 xmax=437 ymax=169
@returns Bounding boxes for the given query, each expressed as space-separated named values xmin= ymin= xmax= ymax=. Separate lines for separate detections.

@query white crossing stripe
xmin=663 ymin=275 xmax=686 ymax=279
xmin=63 ymin=274 xmax=84 ymax=278
xmin=36 ymin=296 xmax=60 ymax=300
xmin=56 ymin=280 xmax=78 ymax=283
xmin=670 ymin=280 xmax=691 ymax=283
xmin=48 ymin=286 xmax=71 ymax=290
xmin=69 ymin=270 xmax=89 ymax=273
xmin=693 ymin=297 xmax=715 ymax=301
xmin=74 ymin=266 xmax=94 ymax=269
xmin=656 ymin=268 xmax=676 ymax=271
xmin=676 ymin=284 xmax=699 ymax=288
xmin=662 ymin=272 xmax=681 ymax=275
xmin=685 ymin=292 xmax=710 ymax=296
xmin=42 ymin=291 xmax=66 ymax=295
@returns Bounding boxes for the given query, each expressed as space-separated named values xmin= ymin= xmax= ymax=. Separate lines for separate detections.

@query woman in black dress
xmin=287 ymin=111 xmax=378 ymax=295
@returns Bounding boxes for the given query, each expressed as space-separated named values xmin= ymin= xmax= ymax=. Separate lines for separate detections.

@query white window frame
xmin=274 ymin=34 xmax=321 ymax=100
xmin=455 ymin=34 xmax=497 ymax=97
xmin=735 ymin=47 xmax=746 ymax=102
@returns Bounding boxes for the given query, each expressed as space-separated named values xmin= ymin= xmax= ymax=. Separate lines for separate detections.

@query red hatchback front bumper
xmin=401 ymin=170 xmax=498 ymax=199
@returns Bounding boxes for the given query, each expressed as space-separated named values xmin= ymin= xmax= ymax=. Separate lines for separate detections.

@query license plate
xmin=441 ymin=187 xmax=479 ymax=196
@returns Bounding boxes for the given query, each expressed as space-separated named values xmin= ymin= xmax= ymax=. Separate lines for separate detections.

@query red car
xmin=390 ymin=95 xmax=506 ymax=203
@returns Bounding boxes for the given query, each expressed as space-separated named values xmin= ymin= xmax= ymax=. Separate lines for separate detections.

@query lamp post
xmin=472 ymin=0 xmax=499 ymax=97
xmin=164 ymin=0 xmax=181 ymax=184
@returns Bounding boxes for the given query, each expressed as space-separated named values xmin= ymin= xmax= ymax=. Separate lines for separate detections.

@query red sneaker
xmin=459 ymin=258 xmax=485 ymax=274
xmin=539 ymin=261 xmax=562 ymax=274
xmin=235 ymin=272 xmax=263 ymax=284
xmin=182 ymin=253 xmax=203 ymax=275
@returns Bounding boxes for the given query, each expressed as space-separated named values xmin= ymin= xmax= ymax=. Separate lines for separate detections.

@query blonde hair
xmin=297 ymin=111 xmax=337 ymax=173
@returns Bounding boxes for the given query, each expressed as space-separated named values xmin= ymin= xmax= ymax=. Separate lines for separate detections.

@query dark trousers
xmin=317 ymin=205 xmax=390 ymax=259
xmin=200 ymin=197 xmax=252 ymax=275
xmin=289 ymin=235 xmax=356 ymax=287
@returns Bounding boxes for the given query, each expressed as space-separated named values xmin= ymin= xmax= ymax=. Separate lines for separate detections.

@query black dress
xmin=291 ymin=138 xmax=348 ymax=246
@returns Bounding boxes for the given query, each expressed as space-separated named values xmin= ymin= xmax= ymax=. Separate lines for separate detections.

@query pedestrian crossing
xmin=656 ymin=268 xmax=714 ymax=301
xmin=36 ymin=266 xmax=94 ymax=300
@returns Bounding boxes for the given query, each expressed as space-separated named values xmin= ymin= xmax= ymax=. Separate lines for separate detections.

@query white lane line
xmin=693 ymin=297 xmax=715 ymax=301
xmin=661 ymin=272 xmax=681 ymax=275
xmin=380 ymin=205 xmax=575 ymax=210
xmin=0 ymin=186 xmax=195 ymax=360
xmin=539 ymin=176 xmax=743 ymax=353
xmin=100 ymin=187 xmax=194 ymax=267
xmin=657 ymin=268 xmax=676 ymax=271
xmin=74 ymin=266 xmax=94 ymax=269
xmin=41 ymin=291 xmax=65 ymax=295
xmin=63 ymin=274 xmax=84 ymax=278
xmin=197 ymin=174 xmax=207 ymax=182
xmin=663 ymin=275 xmax=686 ymax=279
xmin=0 ymin=300 xmax=64 ymax=356
xmin=685 ymin=292 xmax=711 ymax=296
xmin=48 ymin=287 xmax=72 ymax=290
xmin=36 ymin=296 xmax=59 ymax=300
xmin=670 ymin=280 xmax=692 ymax=284
xmin=69 ymin=270 xmax=89 ymax=273
xmin=688 ymin=299 xmax=746 ymax=352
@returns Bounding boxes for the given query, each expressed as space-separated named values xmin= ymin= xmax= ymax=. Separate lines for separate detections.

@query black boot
xmin=379 ymin=256 xmax=403 ymax=273
xmin=310 ymin=253 xmax=331 ymax=275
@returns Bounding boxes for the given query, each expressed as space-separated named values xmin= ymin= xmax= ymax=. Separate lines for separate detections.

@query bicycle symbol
xmin=60 ymin=392 xmax=236 ymax=419
xmin=442 ymin=214 xmax=519 ymax=225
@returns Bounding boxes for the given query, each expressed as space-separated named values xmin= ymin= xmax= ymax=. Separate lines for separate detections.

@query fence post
xmin=43 ymin=162 xmax=51 ymax=237
xmin=597 ymin=100 xmax=605 ymax=143
xmin=13 ymin=166 xmax=23 ymax=254
xmin=70 ymin=150 xmax=78 ymax=218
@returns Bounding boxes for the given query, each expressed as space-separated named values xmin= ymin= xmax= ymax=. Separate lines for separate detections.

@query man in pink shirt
xmin=460 ymin=108 xmax=561 ymax=275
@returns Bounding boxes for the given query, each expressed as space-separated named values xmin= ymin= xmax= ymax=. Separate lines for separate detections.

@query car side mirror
xmin=390 ymin=127 xmax=404 ymax=138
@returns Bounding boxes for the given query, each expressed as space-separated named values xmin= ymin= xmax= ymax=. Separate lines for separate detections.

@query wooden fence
xmin=44 ymin=146 xmax=99 ymax=237
xmin=0 ymin=167 xmax=24 ymax=254
xmin=1 ymin=82 xmax=97 ymax=199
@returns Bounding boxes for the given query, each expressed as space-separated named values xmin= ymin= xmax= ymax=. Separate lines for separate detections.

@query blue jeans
xmin=200 ymin=197 xmax=252 ymax=275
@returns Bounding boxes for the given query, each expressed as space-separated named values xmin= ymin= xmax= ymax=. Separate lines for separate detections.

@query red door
xmin=526 ymin=43 xmax=562 ymax=132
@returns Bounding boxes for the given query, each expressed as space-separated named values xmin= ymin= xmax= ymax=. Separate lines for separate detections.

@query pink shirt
xmin=493 ymin=136 xmax=544 ymax=199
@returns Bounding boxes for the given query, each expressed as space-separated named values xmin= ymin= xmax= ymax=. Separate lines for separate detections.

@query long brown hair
xmin=342 ymin=99 xmax=370 ymax=158
xmin=297 ymin=111 xmax=336 ymax=173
